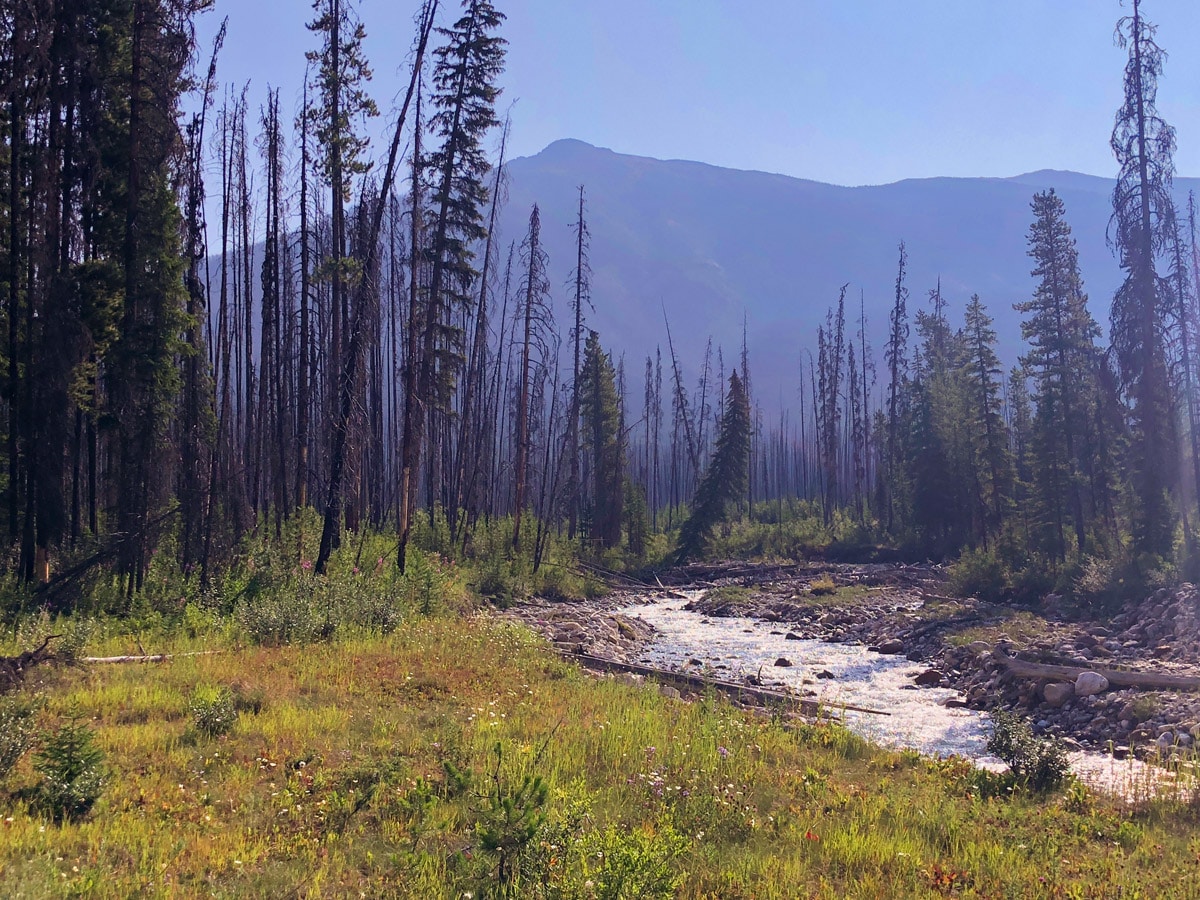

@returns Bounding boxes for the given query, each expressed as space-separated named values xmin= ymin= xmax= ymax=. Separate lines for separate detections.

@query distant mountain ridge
xmin=498 ymin=139 xmax=1200 ymax=400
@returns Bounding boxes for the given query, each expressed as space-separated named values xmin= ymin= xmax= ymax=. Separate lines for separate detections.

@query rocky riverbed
xmin=509 ymin=563 xmax=1200 ymax=764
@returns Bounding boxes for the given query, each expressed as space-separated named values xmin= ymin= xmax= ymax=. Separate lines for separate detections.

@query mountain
xmin=499 ymin=139 xmax=1200 ymax=401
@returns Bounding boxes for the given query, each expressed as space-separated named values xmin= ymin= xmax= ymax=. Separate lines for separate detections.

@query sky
xmin=195 ymin=0 xmax=1200 ymax=186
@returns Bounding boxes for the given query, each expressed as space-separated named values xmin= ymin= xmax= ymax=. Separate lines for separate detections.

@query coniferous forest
xmin=7 ymin=0 xmax=1200 ymax=896
xmin=5 ymin=0 xmax=1200 ymax=603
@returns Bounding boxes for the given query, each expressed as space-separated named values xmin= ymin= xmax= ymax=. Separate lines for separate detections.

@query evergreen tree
xmin=1017 ymin=189 xmax=1100 ymax=559
xmin=961 ymin=294 xmax=1012 ymax=547
xmin=1110 ymin=0 xmax=1178 ymax=556
xmin=579 ymin=331 xmax=624 ymax=549
xmin=675 ymin=369 xmax=751 ymax=562
xmin=398 ymin=0 xmax=505 ymax=570
xmin=884 ymin=241 xmax=910 ymax=532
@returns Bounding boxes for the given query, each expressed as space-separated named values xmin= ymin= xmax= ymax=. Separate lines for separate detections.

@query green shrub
xmin=190 ymin=685 xmax=237 ymax=738
xmin=986 ymin=710 xmax=1070 ymax=792
xmin=949 ymin=548 xmax=1007 ymax=602
xmin=234 ymin=584 xmax=339 ymax=646
xmin=582 ymin=822 xmax=688 ymax=900
xmin=473 ymin=741 xmax=549 ymax=896
xmin=35 ymin=716 xmax=106 ymax=821
xmin=809 ymin=575 xmax=837 ymax=596
xmin=0 ymin=696 xmax=37 ymax=779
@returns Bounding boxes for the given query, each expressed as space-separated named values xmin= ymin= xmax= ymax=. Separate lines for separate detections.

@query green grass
xmin=2 ymin=604 xmax=1200 ymax=897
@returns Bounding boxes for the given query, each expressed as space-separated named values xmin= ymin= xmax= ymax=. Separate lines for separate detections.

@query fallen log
xmin=0 ymin=634 xmax=60 ymax=694
xmin=81 ymin=650 xmax=225 ymax=664
xmin=559 ymin=650 xmax=891 ymax=717
xmin=995 ymin=649 xmax=1200 ymax=691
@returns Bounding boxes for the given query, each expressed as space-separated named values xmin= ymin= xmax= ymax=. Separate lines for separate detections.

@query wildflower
xmin=718 ymin=745 xmax=730 ymax=759
xmin=804 ymin=830 xmax=820 ymax=842
xmin=301 ymin=559 xmax=313 ymax=570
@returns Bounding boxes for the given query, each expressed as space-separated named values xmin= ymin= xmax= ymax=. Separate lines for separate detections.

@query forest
xmin=0 ymin=0 xmax=1195 ymax=606
xmin=4 ymin=0 xmax=1200 ymax=895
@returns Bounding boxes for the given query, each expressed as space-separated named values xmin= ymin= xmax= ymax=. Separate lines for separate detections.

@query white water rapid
xmin=615 ymin=591 xmax=1185 ymax=799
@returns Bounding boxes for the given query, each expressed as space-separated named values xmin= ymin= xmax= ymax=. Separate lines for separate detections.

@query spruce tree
xmin=675 ymin=369 xmax=751 ymax=562
xmin=1110 ymin=0 xmax=1178 ymax=556
xmin=961 ymin=294 xmax=1012 ymax=547
xmin=579 ymin=331 xmax=624 ymax=549
xmin=397 ymin=0 xmax=505 ymax=570
xmin=1017 ymin=189 xmax=1100 ymax=559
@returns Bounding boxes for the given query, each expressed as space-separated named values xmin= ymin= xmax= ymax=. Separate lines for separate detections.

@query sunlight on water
xmin=616 ymin=591 xmax=1183 ymax=799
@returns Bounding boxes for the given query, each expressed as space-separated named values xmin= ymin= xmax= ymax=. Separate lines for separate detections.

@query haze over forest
xmin=502 ymin=137 xmax=1200 ymax=396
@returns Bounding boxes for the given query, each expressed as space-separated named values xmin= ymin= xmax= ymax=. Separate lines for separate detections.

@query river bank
xmin=508 ymin=562 xmax=1200 ymax=790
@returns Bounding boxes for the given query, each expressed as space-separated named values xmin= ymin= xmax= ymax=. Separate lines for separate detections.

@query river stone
xmin=815 ymin=670 xmax=835 ymax=679
xmin=1043 ymin=682 xmax=1074 ymax=707
xmin=1075 ymin=671 xmax=1110 ymax=696
xmin=785 ymin=632 xmax=802 ymax=641
xmin=966 ymin=640 xmax=991 ymax=655
xmin=915 ymin=669 xmax=944 ymax=686
xmin=876 ymin=639 xmax=904 ymax=654
xmin=774 ymin=657 xmax=794 ymax=667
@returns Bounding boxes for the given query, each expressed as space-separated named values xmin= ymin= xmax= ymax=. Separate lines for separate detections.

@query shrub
xmin=986 ymin=710 xmax=1070 ymax=792
xmin=235 ymin=584 xmax=339 ymax=646
xmin=949 ymin=548 xmax=1007 ymax=603
xmin=190 ymin=685 xmax=237 ymax=738
xmin=582 ymin=822 xmax=688 ymax=900
xmin=809 ymin=575 xmax=837 ymax=596
xmin=35 ymin=716 xmax=106 ymax=820
xmin=474 ymin=742 xmax=549 ymax=896
xmin=0 ymin=696 xmax=37 ymax=779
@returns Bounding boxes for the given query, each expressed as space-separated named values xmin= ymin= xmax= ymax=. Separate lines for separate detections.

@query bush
xmin=0 ymin=696 xmax=37 ymax=779
xmin=986 ymin=710 xmax=1070 ymax=792
xmin=809 ymin=575 xmax=837 ymax=596
xmin=190 ymin=685 xmax=237 ymax=738
xmin=235 ymin=583 xmax=339 ymax=646
xmin=949 ymin=548 xmax=1007 ymax=603
xmin=35 ymin=716 xmax=106 ymax=820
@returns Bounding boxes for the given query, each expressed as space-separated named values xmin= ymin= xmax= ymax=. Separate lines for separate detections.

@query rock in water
xmin=1043 ymin=682 xmax=1074 ymax=707
xmin=914 ymin=669 xmax=944 ymax=686
xmin=774 ymin=657 xmax=794 ymax=667
xmin=1074 ymin=671 xmax=1109 ymax=696
xmin=875 ymin=639 xmax=904 ymax=654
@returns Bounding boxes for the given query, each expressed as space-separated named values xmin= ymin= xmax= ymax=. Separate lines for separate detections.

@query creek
xmin=614 ymin=591 xmax=1182 ymax=799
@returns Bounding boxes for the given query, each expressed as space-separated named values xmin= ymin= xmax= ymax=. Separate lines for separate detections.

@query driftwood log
xmin=0 ymin=634 xmax=60 ymax=694
xmin=995 ymin=648 xmax=1200 ymax=691
xmin=560 ymin=650 xmax=891 ymax=717
xmin=80 ymin=650 xmax=224 ymax=664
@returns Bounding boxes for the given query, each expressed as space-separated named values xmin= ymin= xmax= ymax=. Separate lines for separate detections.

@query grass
xmin=946 ymin=609 xmax=1053 ymax=649
xmin=2 ymin=606 xmax=1200 ymax=897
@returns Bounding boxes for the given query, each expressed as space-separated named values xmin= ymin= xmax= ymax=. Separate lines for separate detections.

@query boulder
xmin=966 ymin=640 xmax=991 ymax=656
xmin=659 ymin=685 xmax=681 ymax=700
xmin=1043 ymin=682 xmax=1075 ymax=707
xmin=914 ymin=669 xmax=944 ymax=687
xmin=785 ymin=632 xmax=803 ymax=641
xmin=875 ymin=639 xmax=904 ymax=655
xmin=1074 ymin=671 xmax=1110 ymax=696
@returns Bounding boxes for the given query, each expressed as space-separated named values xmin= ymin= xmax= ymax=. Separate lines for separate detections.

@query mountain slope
xmin=500 ymin=139 xmax=1200 ymax=399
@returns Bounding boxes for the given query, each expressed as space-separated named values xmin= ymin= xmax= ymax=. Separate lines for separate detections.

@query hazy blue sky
xmin=197 ymin=1 xmax=1200 ymax=185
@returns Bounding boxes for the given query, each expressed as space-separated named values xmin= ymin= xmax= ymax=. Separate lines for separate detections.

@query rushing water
xmin=615 ymin=591 xmax=1184 ymax=798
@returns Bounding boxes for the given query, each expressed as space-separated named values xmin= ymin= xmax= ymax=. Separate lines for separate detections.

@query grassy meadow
xmin=0 ymin=522 xmax=1198 ymax=896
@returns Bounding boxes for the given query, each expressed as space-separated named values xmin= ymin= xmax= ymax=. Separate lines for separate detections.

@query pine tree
xmin=884 ymin=241 xmax=910 ymax=532
xmin=1017 ymin=189 xmax=1101 ymax=559
xmin=675 ymin=369 xmax=751 ymax=562
xmin=961 ymin=294 xmax=1012 ymax=547
xmin=1110 ymin=0 xmax=1178 ymax=556
xmin=397 ymin=0 xmax=505 ymax=570
xmin=579 ymin=331 xmax=624 ymax=549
